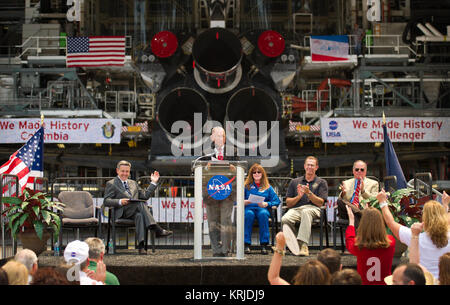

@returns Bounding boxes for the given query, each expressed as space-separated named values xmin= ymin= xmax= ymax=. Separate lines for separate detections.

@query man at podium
xmin=204 ymin=126 xmax=238 ymax=257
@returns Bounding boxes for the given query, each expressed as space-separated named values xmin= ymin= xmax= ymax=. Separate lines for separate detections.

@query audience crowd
xmin=0 ymin=238 xmax=119 ymax=285
xmin=267 ymin=189 xmax=450 ymax=285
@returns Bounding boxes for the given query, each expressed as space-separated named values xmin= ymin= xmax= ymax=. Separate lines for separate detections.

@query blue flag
xmin=383 ymin=124 xmax=407 ymax=189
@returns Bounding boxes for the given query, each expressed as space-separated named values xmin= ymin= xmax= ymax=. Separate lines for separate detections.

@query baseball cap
xmin=64 ymin=240 xmax=89 ymax=265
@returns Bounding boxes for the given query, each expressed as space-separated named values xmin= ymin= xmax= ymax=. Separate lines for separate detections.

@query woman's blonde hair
xmin=245 ymin=163 xmax=270 ymax=191
xmin=356 ymin=207 xmax=391 ymax=249
xmin=2 ymin=260 xmax=29 ymax=285
xmin=292 ymin=259 xmax=331 ymax=285
xmin=422 ymin=200 xmax=449 ymax=248
xmin=438 ymin=252 xmax=450 ymax=285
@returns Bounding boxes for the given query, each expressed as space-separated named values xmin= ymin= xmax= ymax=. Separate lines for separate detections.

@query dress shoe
xmin=244 ymin=245 xmax=251 ymax=254
xmin=155 ymin=229 xmax=172 ymax=238
xmin=138 ymin=248 xmax=148 ymax=255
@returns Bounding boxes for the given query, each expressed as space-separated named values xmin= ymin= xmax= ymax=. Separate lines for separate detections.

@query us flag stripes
xmin=66 ymin=36 xmax=125 ymax=67
xmin=0 ymin=126 xmax=44 ymax=194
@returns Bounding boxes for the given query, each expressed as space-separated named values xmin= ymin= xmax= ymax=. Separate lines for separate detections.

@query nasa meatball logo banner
xmin=321 ymin=117 xmax=450 ymax=143
xmin=207 ymin=175 xmax=234 ymax=200
xmin=0 ymin=118 xmax=122 ymax=143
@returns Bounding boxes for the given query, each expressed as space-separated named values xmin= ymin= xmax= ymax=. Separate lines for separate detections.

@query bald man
xmin=204 ymin=126 xmax=238 ymax=257
xmin=337 ymin=160 xmax=379 ymax=227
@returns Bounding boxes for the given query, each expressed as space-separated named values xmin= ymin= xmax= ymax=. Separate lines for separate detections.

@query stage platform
xmin=35 ymin=248 xmax=409 ymax=285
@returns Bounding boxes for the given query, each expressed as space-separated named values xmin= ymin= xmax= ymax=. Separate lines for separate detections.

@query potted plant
xmin=361 ymin=187 xmax=425 ymax=257
xmin=1 ymin=188 xmax=65 ymax=255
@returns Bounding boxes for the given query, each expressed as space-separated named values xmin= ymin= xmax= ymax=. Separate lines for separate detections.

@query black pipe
xmin=192 ymin=28 xmax=243 ymax=92
xmin=226 ymin=86 xmax=278 ymax=126
xmin=156 ymin=87 xmax=209 ymax=140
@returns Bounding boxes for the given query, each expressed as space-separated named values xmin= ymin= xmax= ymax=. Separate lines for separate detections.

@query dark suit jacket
xmin=103 ymin=177 xmax=157 ymax=219
xmin=207 ymin=147 xmax=239 ymax=161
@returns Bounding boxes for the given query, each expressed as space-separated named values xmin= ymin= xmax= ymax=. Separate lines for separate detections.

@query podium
xmin=192 ymin=160 xmax=247 ymax=260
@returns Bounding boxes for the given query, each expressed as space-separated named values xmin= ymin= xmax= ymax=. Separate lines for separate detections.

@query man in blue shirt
xmin=281 ymin=156 xmax=328 ymax=256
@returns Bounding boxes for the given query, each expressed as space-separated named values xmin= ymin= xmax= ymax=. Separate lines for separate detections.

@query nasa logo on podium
xmin=206 ymin=175 xmax=234 ymax=200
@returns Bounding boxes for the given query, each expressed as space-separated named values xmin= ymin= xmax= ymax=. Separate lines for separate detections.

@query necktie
xmin=218 ymin=151 xmax=224 ymax=161
xmin=123 ymin=181 xmax=132 ymax=196
xmin=352 ymin=179 xmax=361 ymax=207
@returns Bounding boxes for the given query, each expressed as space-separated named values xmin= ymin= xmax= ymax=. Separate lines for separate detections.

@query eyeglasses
xmin=354 ymin=168 xmax=365 ymax=172
xmin=253 ymin=171 xmax=262 ymax=174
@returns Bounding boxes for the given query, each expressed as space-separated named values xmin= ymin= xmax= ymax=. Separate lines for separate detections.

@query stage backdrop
xmin=321 ymin=117 xmax=450 ymax=143
xmin=0 ymin=118 xmax=121 ymax=143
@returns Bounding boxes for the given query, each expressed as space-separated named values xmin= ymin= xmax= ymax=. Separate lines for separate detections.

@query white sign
xmin=150 ymin=197 xmax=205 ymax=223
xmin=321 ymin=117 xmax=450 ymax=143
xmin=0 ymin=118 xmax=122 ymax=143
xmin=326 ymin=196 xmax=338 ymax=222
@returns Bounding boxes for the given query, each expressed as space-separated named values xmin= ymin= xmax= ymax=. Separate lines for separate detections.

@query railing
xmin=364 ymin=34 xmax=416 ymax=56
xmin=25 ymin=173 xmax=446 ymax=251
xmin=16 ymin=36 xmax=63 ymax=58
xmin=303 ymin=34 xmax=416 ymax=57
xmin=300 ymin=89 xmax=332 ymax=113
xmin=0 ymin=35 xmax=133 ymax=60
xmin=33 ymin=177 xmax=49 ymax=193
xmin=47 ymin=175 xmax=295 ymax=249
xmin=104 ymin=91 xmax=137 ymax=114
xmin=46 ymin=175 xmax=381 ymax=249
xmin=407 ymin=172 xmax=443 ymax=202
xmin=2 ymin=171 xmax=444 ymax=255
xmin=5 ymin=172 xmax=444 ymax=254
xmin=0 ymin=175 xmax=50 ymax=259
xmin=0 ymin=174 xmax=20 ymax=259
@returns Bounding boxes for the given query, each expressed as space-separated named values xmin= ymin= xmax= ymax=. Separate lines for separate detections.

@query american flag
xmin=0 ymin=126 xmax=44 ymax=194
xmin=66 ymin=36 xmax=125 ymax=67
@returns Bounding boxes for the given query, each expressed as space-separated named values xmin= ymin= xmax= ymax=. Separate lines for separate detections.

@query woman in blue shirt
xmin=244 ymin=163 xmax=281 ymax=254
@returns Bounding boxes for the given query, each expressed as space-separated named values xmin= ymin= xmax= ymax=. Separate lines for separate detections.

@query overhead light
xmin=374 ymin=142 xmax=382 ymax=147
xmin=57 ymin=144 xmax=65 ymax=149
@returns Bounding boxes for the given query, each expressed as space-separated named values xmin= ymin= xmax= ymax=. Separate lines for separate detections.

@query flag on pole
xmin=0 ymin=126 xmax=44 ymax=193
xmin=310 ymin=35 xmax=350 ymax=61
xmin=383 ymin=113 xmax=407 ymax=189
xmin=66 ymin=36 xmax=125 ymax=67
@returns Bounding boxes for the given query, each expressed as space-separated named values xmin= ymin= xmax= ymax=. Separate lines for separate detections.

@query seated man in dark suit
xmin=103 ymin=160 xmax=172 ymax=255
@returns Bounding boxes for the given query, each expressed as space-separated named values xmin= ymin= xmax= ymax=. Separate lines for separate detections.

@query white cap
xmin=64 ymin=240 xmax=89 ymax=265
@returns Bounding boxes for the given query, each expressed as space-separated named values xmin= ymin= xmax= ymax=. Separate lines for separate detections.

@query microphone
xmin=192 ymin=152 xmax=215 ymax=171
